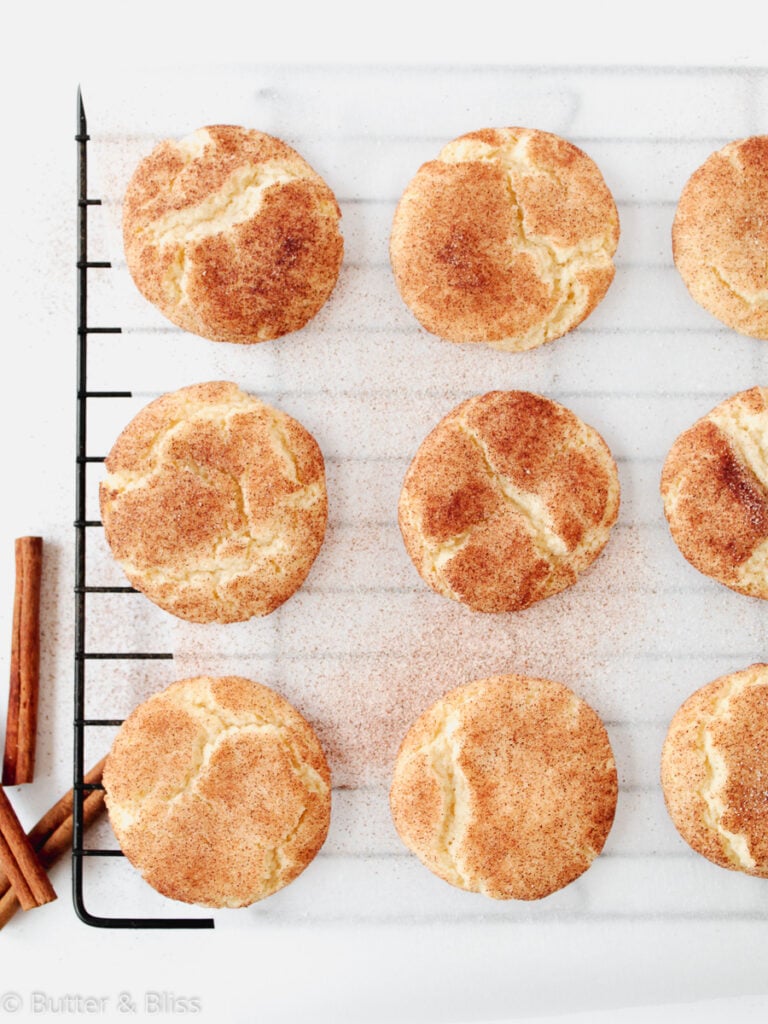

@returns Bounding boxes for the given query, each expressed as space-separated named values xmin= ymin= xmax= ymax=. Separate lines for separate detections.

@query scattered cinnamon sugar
xmin=173 ymin=498 xmax=654 ymax=791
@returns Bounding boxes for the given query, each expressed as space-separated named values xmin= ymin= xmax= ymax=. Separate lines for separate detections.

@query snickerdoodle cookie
xmin=661 ymin=663 xmax=768 ymax=876
xmin=123 ymin=125 xmax=343 ymax=343
xmin=398 ymin=391 xmax=620 ymax=612
xmin=390 ymin=127 xmax=619 ymax=350
xmin=673 ymin=136 xmax=768 ymax=339
xmin=661 ymin=387 xmax=768 ymax=598
xmin=104 ymin=675 xmax=331 ymax=907
xmin=100 ymin=381 xmax=327 ymax=622
xmin=390 ymin=674 xmax=617 ymax=900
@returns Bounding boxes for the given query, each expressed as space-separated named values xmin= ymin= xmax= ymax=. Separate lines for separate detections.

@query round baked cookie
xmin=103 ymin=676 xmax=331 ymax=907
xmin=390 ymin=127 xmax=619 ymax=351
xmin=390 ymin=674 xmax=617 ymax=900
xmin=123 ymin=125 xmax=343 ymax=343
xmin=662 ymin=664 xmax=768 ymax=876
xmin=398 ymin=391 xmax=620 ymax=612
xmin=661 ymin=387 xmax=768 ymax=598
xmin=673 ymin=136 xmax=768 ymax=339
xmin=100 ymin=381 xmax=327 ymax=623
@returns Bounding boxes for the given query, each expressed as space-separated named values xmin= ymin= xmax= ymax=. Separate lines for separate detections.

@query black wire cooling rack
xmin=73 ymin=89 xmax=214 ymax=929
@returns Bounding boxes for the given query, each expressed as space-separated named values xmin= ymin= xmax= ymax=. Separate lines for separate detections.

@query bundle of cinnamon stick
xmin=0 ymin=537 xmax=106 ymax=929
xmin=0 ymin=763 xmax=106 ymax=929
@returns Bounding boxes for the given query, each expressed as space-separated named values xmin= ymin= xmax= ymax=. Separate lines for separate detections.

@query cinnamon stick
xmin=3 ymin=537 xmax=43 ymax=785
xmin=0 ymin=787 xmax=56 ymax=910
xmin=0 ymin=759 xmax=106 ymax=929
xmin=20 ymin=758 xmax=106 ymax=855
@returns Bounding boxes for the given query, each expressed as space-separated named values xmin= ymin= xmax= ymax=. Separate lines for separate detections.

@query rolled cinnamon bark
xmin=3 ymin=537 xmax=43 ymax=785
xmin=0 ymin=787 xmax=56 ymax=910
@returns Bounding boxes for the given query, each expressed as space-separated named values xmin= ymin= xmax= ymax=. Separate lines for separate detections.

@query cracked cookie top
xmin=673 ymin=136 xmax=768 ymax=340
xmin=661 ymin=387 xmax=768 ymax=599
xmin=661 ymin=664 xmax=768 ymax=876
xmin=389 ymin=127 xmax=619 ymax=351
xmin=100 ymin=381 xmax=328 ymax=623
xmin=390 ymin=674 xmax=617 ymax=900
xmin=398 ymin=390 xmax=620 ymax=612
xmin=103 ymin=675 xmax=331 ymax=907
xmin=123 ymin=125 xmax=343 ymax=344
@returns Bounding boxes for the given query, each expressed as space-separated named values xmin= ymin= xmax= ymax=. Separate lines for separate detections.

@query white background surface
xmin=1 ymin=3 xmax=768 ymax=1022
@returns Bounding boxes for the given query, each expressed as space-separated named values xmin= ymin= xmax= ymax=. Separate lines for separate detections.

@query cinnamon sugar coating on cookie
xmin=104 ymin=676 xmax=331 ymax=907
xmin=123 ymin=125 xmax=343 ymax=343
xmin=398 ymin=391 xmax=620 ymax=612
xmin=661 ymin=386 xmax=768 ymax=598
xmin=390 ymin=127 xmax=619 ymax=350
xmin=390 ymin=674 xmax=617 ymax=900
xmin=673 ymin=136 xmax=768 ymax=339
xmin=100 ymin=381 xmax=327 ymax=623
xmin=662 ymin=664 xmax=768 ymax=875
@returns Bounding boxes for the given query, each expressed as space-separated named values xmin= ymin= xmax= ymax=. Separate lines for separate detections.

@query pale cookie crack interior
xmin=709 ymin=390 xmax=768 ymax=588
xmin=458 ymin=419 xmax=568 ymax=559
xmin=138 ymin=161 xmax=304 ymax=248
xmin=439 ymin=133 xmax=617 ymax=350
xmin=412 ymin=700 xmax=474 ymax=890
xmin=417 ymin=412 xmax=586 ymax=597
xmin=709 ymin=265 xmax=768 ymax=310
xmin=696 ymin=675 xmax=756 ymax=871
xmin=129 ymin=150 xmax=318 ymax=312
xmin=152 ymin=162 xmax=305 ymax=310
xmin=110 ymin=682 xmax=329 ymax=904
xmin=722 ymin=141 xmax=746 ymax=175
